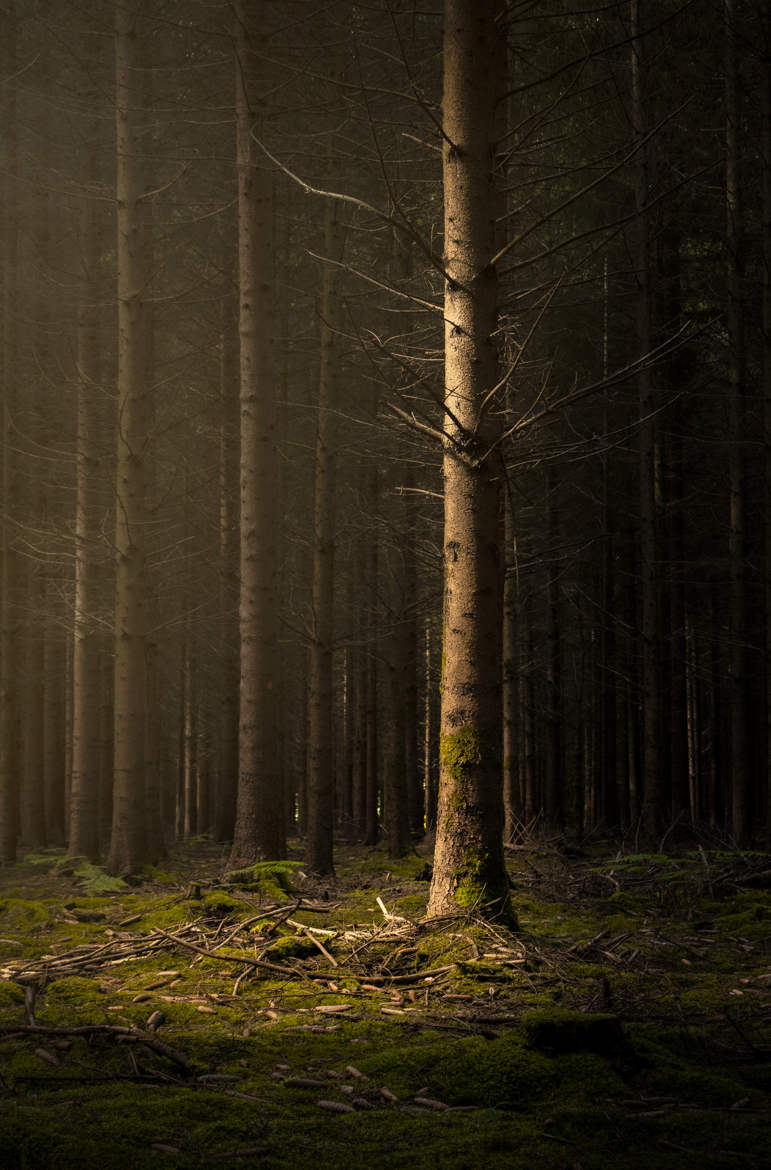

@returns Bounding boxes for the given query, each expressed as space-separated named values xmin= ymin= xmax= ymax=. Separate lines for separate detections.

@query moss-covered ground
xmin=0 ymin=840 xmax=769 ymax=1169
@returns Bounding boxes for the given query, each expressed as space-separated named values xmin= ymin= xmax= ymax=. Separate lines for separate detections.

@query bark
xmin=107 ymin=0 xmax=150 ymax=875
xmin=43 ymin=594 xmax=65 ymax=846
xmin=231 ymin=0 xmax=284 ymax=862
xmin=725 ymin=0 xmax=750 ymax=844
xmin=69 ymin=150 xmax=106 ymax=861
xmin=763 ymin=32 xmax=771 ymax=845
xmin=306 ymin=202 xmax=345 ymax=875
xmin=423 ymin=619 xmax=438 ymax=832
xmin=544 ymin=472 xmax=562 ymax=828
xmin=214 ymin=247 xmax=239 ymax=844
xmin=631 ymin=0 xmax=661 ymax=840
xmin=427 ymin=0 xmax=512 ymax=923
xmin=0 ymin=0 xmax=19 ymax=864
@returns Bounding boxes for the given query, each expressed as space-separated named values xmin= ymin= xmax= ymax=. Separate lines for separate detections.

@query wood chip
xmin=314 ymin=1004 xmax=352 ymax=1014
xmin=414 ymin=1096 xmax=449 ymax=1111
xmin=35 ymin=1047 xmax=59 ymax=1065
xmin=196 ymin=1005 xmax=216 ymax=1014
xmin=317 ymin=1100 xmax=355 ymax=1113
xmin=285 ymin=1077 xmax=327 ymax=1089
xmin=379 ymin=1087 xmax=398 ymax=1102
xmin=345 ymin=1065 xmax=365 ymax=1079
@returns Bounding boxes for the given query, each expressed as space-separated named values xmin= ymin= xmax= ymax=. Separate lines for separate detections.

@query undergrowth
xmin=0 ymin=840 xmax=768 ymax=1169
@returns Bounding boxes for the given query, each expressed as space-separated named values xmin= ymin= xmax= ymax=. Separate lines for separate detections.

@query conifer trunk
xmin=231 ymin=0 xmax=284 ymax=862
xmin=427 ymin=0 xmax=512 ymax=922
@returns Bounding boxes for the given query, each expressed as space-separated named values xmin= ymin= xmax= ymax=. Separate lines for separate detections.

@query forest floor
xmin=0 ymin=838 xmax=769 ymax=1170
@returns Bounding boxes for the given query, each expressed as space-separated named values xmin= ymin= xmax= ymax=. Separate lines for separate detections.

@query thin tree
xmin=231 ymin=0 xmax=285 ymax=863
xmin=107 ymin=0 xmax=151 ymax=874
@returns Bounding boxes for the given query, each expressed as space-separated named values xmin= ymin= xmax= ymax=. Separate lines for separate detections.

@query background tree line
xmin=0 ymin=0 xmax=769 ymax=898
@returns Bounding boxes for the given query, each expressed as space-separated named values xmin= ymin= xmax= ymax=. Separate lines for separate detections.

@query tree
xmin=426 ymin=0 xmax=513 ymax=923
xmin=231 ymin=0 xmax=285 ymax=863
xmin=107 ymin=0 xmax=152 ymax=874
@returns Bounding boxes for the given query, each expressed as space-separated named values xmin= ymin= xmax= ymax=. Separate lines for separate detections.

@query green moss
xmin=440 ymin=727 xmax=498 ymax=785
xmin=0 ymin=980 xmax=24 ymax=1008
xmin=0 ymin=897 xmax=50 ymax=926
xmin=264 ymin=933 xmax=317 ymax=960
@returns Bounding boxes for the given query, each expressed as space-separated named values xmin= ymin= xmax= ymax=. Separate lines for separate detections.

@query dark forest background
xmin=1 ymin=0 xmax=770 ymax=878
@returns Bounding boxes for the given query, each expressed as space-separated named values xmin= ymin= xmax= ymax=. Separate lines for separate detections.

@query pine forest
xmin=0 ymin=3 xmax=770 ymax=1169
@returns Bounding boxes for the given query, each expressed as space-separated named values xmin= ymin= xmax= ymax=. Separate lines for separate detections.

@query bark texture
xmin=231 ymin=0 xmax=284 ymax=862
xmin=107 ymin=0 xmax=149 ymax=875
xmin=427 ymin=0 xmax=513 ymax=923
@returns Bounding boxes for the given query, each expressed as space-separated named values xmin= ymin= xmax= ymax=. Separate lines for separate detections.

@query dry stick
xmin=154 ymin=928 xmax=301 ymax=979
xmin=0 ymin=1023 xmax=192 ymax=1073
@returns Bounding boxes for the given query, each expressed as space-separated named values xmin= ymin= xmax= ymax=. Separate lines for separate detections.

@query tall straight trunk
xmin=502 ymin=479 xmax=518 ymax=840
xmin=544 ymin=472 xmax=562 ymax=827
xmin=20 ymin=596 xmax=45 ymax=847
xmin=69 ymin=155 xmax=106 ymax=861
xmin=364 ymin=467 xmax=380 ymax=847
xmin=43 ymin=590 xmax=65 ymax=846
xmin=631 ymin=0 xmax=661 ymax=840
xmin=520 ymin=592 xmax=535 ymax=824
xmin=402 ymin=482 xmax=421 ymax=838
xmin=107 ymin=0 xmax=149 ymax=875
xmin=427 ymin=0 xmax=512 ymax=923
xmin=231 ymin=1 xmax=284 ymax=862
xmin=725 ymin=0 xmax=750 ymax=844
xmin=423 ymin=619 xmax=438 ymax=832
xmin=306 ymin=202 xmax=344 ymax=875
xmin=214 ymin=248 xmax=239 ymax=844
xmin=763 ymin=31 xmax=771 ymax=845
xmin=0 ymin=0 xmax=19 ymax=863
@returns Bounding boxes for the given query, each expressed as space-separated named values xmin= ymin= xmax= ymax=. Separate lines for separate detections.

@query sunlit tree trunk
xmin=427 ymin=0 xmax=512 ymax=922
xmin=107 ymin=0 xmax=150 ymax=874
xmin=231 ymin=0 xmax=284 ymax=862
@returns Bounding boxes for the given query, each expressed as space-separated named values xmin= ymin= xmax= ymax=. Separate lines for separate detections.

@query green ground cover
xmin=0 ymin=841 xmax=769 ymax=1169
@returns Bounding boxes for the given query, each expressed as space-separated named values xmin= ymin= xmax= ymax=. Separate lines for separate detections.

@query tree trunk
xmin=69 ymin=153 xmax=106 ymax=861
xmin=0 ymin=0 xmax=19 ymax=863
xmin=762 ymin=28 xmax=771 ymax=846
xmin=231 ymin=0 xmax=284 ymax=862
xmin=631 ymin=0 xmax=661 ymax=840
xmin=427 ymin=0 xmax=513 ymax=924
xmin=107 ymin=0 xmax=149 ymax=875
xmin=725 ymin=0 xmax=750 ymax=844
xmin=214 ymin=244 xmax=239 ymax=844
xmin=306 ymin=202 xmax=345 ymax=875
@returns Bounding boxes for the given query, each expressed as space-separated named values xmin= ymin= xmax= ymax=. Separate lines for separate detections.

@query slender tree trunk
xmin=43 ymin=592 xmax=65 ymax=846
xmin=214 ymin=246 xmax=239 ymax=844
xmin=0 ymin=0 xmax=19 ymax=863
xmin=631 ymin=0 xmax=661 ymax=840
xmin=69 ymin=155 xmax=106 ymax=860
xmin=762 ymin=30 xmax=771 ymax=845
xmin=306 ymin=203 xmax=345 ymax=875
xmin=427 ymin=0 xmax=512 ymax=923
xmin=502 ymin=470 xmax=519 ymax=839
xmin=107 ymin=0 xmax=149 ymax=875
xmin=544 ymin=472 xmax=562 ymax=828
xmin=231 ymin=0 xmax=284 ymax=862
xmin=423 ymin=618 xmax=438 ymax=832
xmin=725 ymin=0 xmax=750 ymax=844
